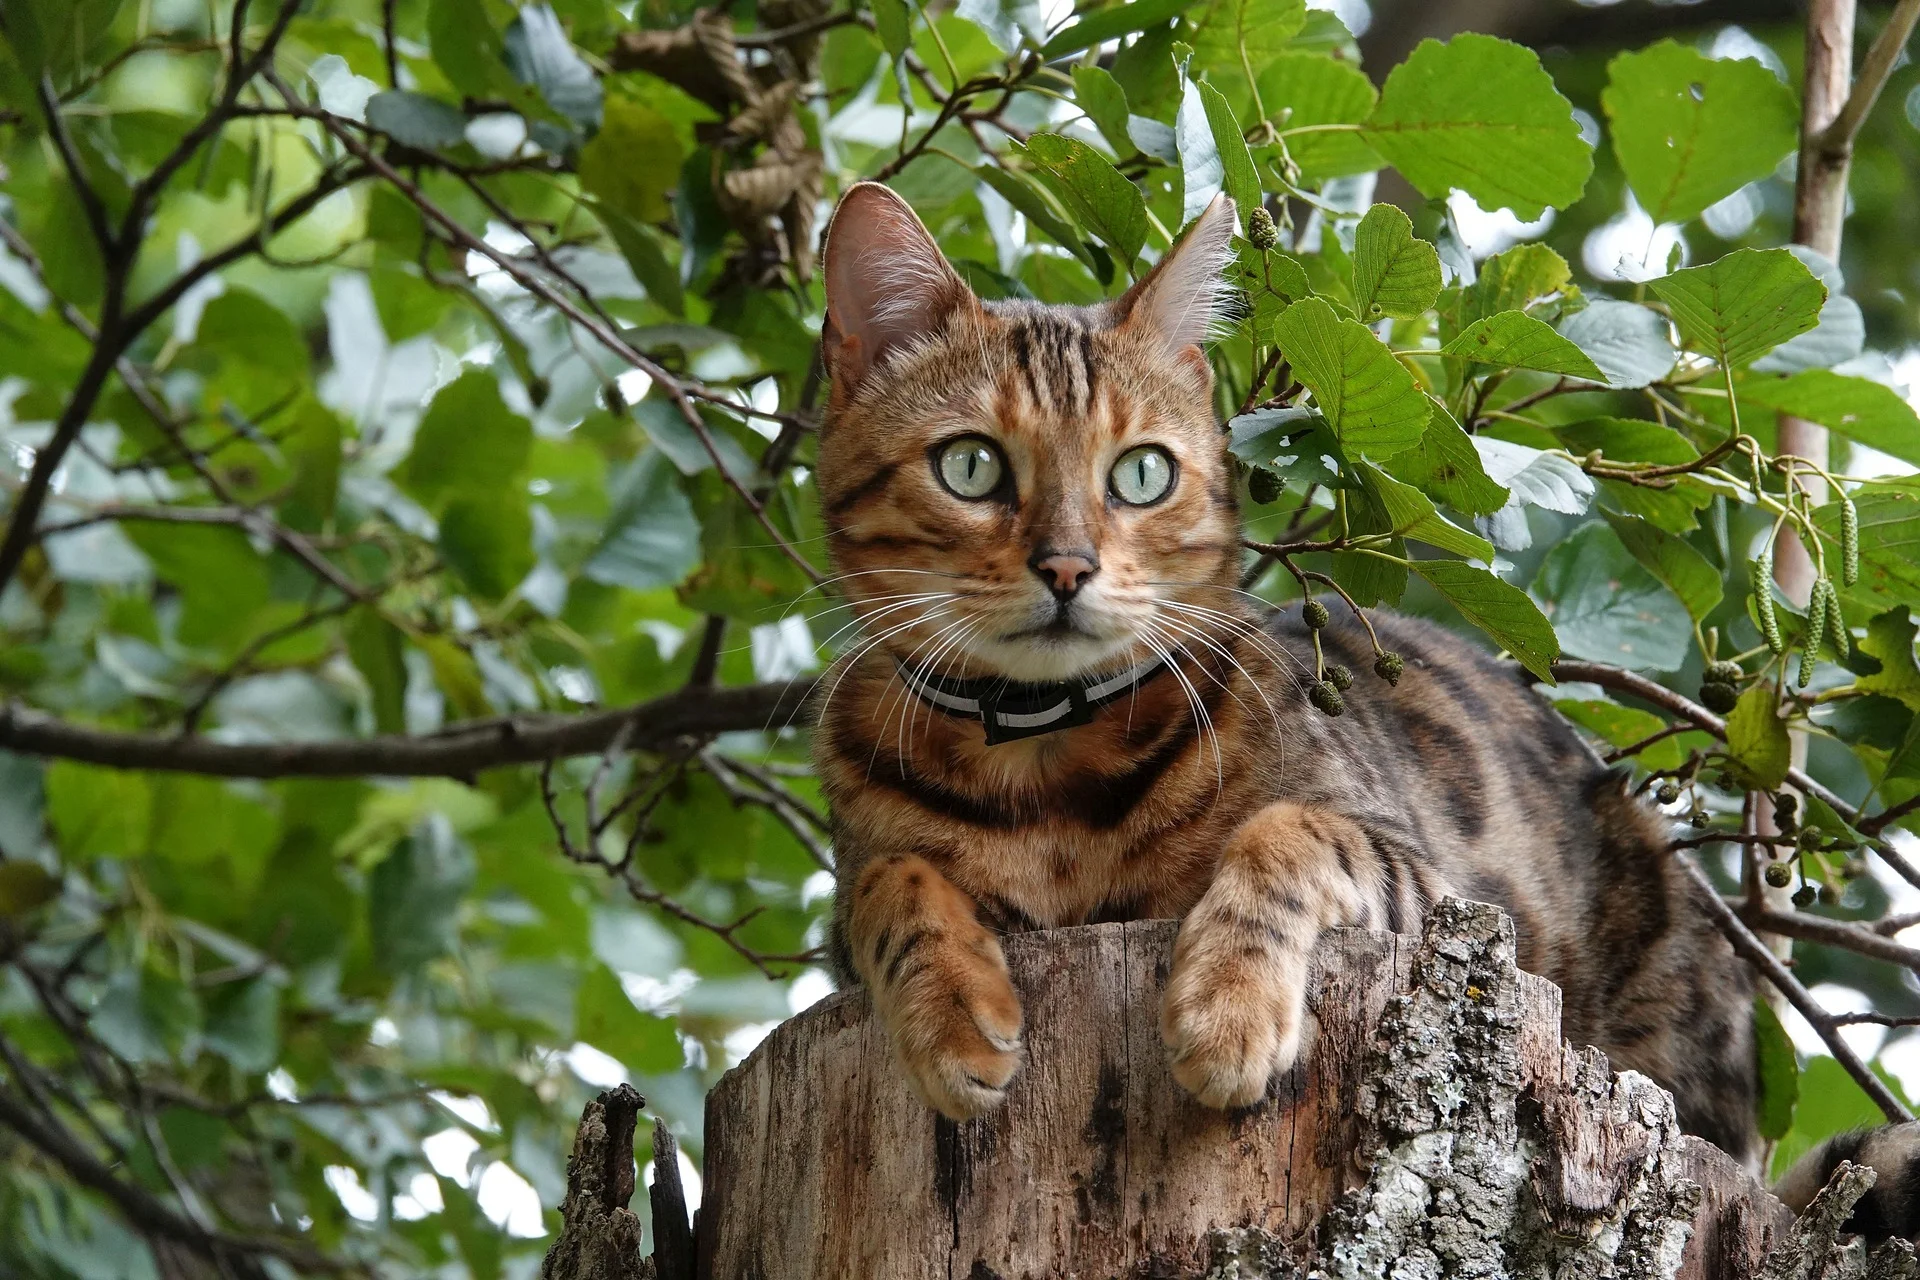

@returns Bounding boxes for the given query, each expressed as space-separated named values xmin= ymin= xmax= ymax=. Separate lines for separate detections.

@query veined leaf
xmin=1388 ymin=403 xmax=1509 ymax=517
xmin=1192 ymin=80 xmax=1260 ymax=228
xmin=1185 ymin=0 xmax=1306 ymax=72
xmin=1270 ymin=297 xmax=1430 ymax=458
xmin=1352 ymin=204 xmax=1441 ymax=321
xmin=1360 ymin=34 xmax=1592 ymax=219
xmin=1602 ymin=511 xmax=1723 ymax=622
xmin=975 ymin=163 xmax=1110 ymax=280
xmin=1602 ymin=40 xmax=1798 ymax=226
xmin=1531 ymin=522 xmax=1688 ymax=671
xmin=1415 ymin=558 xmax=1560 ymax=682
xmin=1442 ymin=311 xmax=1605 ymax=380
xmin=1259 ymin=52 xmax=1380 ymax=182
xmin=1354 ymin=462 xmax=1494 ymax=562
xmin=1647 ymin=248 xmax=1826 ymax=370
xmin=1039 ymin=0 xmax=1192 ymax=59
xmin=1753 ymin=996 xmax=1799 ymax=1142
xmin=1072 ymin=66 xmax=1135 ymax=157
xmin=1019 ymin=133 xmax=1149 ymax=266
xmin=1725 ymin=685 xmax=1791 ymax=789
xmin=1558 ymin=299 xmax=1675 ymax=389
xmin=1739 ymin=370 xmax=1920 ymax=470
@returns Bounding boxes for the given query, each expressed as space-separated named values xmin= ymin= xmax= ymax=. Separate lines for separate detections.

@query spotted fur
xmin=811 ymin=184 xmax=1780 ymax=1187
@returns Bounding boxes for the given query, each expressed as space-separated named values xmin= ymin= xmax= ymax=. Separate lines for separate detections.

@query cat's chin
xmin=961 ymin=632 xmax=1146 ymax=684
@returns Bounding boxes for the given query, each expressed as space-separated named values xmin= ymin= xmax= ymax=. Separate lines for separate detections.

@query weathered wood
xmin=543 ymin=1084 xmax=649 ymax=1280
xmin=697 ymin=902 xmax=1796 ymax=1279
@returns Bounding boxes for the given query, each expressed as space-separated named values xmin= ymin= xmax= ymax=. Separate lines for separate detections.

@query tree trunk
xmin=549 ymin=900 xmax=1902 ymax=1279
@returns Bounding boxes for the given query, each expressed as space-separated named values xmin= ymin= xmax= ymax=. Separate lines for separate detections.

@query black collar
xmin=894 ymin=654 xmax=1170 ymax=745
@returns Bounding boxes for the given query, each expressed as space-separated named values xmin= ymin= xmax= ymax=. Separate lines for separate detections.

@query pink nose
xmin=1030 ymin=551 xmax=1098 ymax=598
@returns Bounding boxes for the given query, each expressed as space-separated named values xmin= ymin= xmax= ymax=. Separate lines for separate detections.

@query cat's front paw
xmin=1160 ymin=916 xmax=1305 ymax=1110
xmin=881 ymin=933 xmax=1025 ymax=1121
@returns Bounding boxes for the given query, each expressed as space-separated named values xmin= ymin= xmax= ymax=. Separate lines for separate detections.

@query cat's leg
xmin=1161 ymin=802 xmax=1378 ymax=1109
xmin=846 ymin=853 xmax=1024 ymax=1120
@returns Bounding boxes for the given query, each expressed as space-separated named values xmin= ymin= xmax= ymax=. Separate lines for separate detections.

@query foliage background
xmin=5 ymin=0 xmax=1920 ymax=1275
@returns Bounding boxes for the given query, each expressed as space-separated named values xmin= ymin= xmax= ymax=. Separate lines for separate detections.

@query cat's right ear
xmin=822 ymin=182 xmax=975 ymax=399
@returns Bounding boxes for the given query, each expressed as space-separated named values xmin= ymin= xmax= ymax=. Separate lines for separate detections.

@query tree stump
xmin=692 ymin=899 xmax=1798 ymax=1279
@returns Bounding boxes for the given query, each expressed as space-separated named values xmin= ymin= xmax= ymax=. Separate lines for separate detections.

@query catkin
xmin=1841 ymin=496 xmax=1859 ymax=587
xmin=1753 ymin=549 xmax=1784 ymax=654
xmin=1826 ymin=577 xmax=1850 ymax=660
xmin=1799 ymin=578 xmax=1830 ymax=687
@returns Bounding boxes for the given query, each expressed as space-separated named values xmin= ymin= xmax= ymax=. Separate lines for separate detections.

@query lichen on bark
xmin=1315 ymin=898 xmax=1703 ymax=1280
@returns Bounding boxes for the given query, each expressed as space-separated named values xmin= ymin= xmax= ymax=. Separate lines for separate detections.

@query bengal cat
xmin=808 ymin=181 xmax=1917 ymax=1230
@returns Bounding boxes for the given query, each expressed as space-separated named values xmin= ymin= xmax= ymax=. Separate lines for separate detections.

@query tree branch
xmin=1818 ymin=0 xmax=1920 ymax=160
xmin=1676 ymin=853 xmax=1912 ymax=1124
xmin=0 ymin=680 xmax=818 ymax=779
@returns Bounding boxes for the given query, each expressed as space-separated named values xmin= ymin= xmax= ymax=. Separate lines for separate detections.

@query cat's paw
xmin=882 ymin=933 xmax=1025 ymax=1121
xmin=1160 ymin=918 xmax=1305 ymax=1110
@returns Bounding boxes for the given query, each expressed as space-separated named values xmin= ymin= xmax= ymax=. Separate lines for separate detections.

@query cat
xmin=808 ymin=180 xmax=1920 ymax=1233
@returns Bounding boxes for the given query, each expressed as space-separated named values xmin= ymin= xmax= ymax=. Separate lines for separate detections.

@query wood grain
xmin=697 ymin=917 xmax=1792 ymax=1279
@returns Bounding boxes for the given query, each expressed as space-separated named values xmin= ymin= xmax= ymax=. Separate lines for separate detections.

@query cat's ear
xmin=822 ymin=182 xmax=976 ymax=397
xmin=1115 ymin=194 xmax=1237 ymax=366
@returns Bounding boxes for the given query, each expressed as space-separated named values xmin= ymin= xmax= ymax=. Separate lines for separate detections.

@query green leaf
xmin=1073 ymin=66 xmax=1135 ymax=157
xmin=1442 ymin=311 xmax=1605 ymax=380
xmin=0 ymin=861 xmax=59 ymax=917
xmin=592 ymin=200 xmax=686 ymax=316
xmin=428 ymin=0 xmax=514 ymax=99
xmin=368 ymin=817 xmax=476 ymax=973
xmin=1270 ymin=297 xmax=1430 ymax=458
xmin=1771 ymin=1057 xmax=1911 ymax=1180
xmin=575 ymin=965 xmax=684 ymax=1073
xmin=1752 ymin=996 xmax=1798 ymax=1143
xmin=400 ymin=369 xmax=532 ymax=513
xmin=957 ymin=0 xmax=1044 ymax=52
xmin=1353 ymin=462 xmax=1493 ymax=562
xmin=1553 ymin=698 xmax=1694 ymax=771
xmin=1388 ymin=403 xmax=1509 ymax=517
xmin=1601 ymin=512 xmax=1723 ymax=623
xmin=1042 ymin=0 xmax=1192 ymax=57
xmin=1531 ymin=522 xmax=1690 ymax=672
xmin=1185 ymin=0 xmax=1305 ymax=72
xmin=871 ymin=0 xmax=914 ymax=59
xmin=1258 ymin=53 xmax=1379 ymax=182
xmin=346 ymin=608 xmax=409 ymax=734
xmin=1647 ymin=248 xmax=1826 ymax=371
xmin=583 ymin=452 xmax=702 ymax=592
xmin=1331 ymin=543 xmax=1409 ymax=608
xmin=47 ymin=763 xmax=151 ymax=861
xmin=1352 ymin=204 xmax=1441 ymax=321
xmin=91 ymin=967 xmax=201 ymax=1065
xmin=365 ymin=90 xmax=469 ymax=149
xmin=1725 ymin=685 xmax=1791 ymax=789
xmin=1602 ymin=40 xmax=1798 ymax=226
xmin=1414 ymin=559 xmax=1560 ymax=682
xmin=1176 ymin=79 xmax=1258 ymax=227
xmin=125 ymin=525 xmax=272 ymax=651
xmin=1190 ymin=79 xmax=1260 ymax=228
xmin=439 ymin=493 xmax=536 ymax=600
xmin=503 ymin=4 xmax=602 ymax=132
xmin=1469 ymin=243 xmax=1572 ymax=322
xmin=579 ymin=96 xmax=683 ymax=223
xmin=1739 ymin=371 xmax=1920 ymax=470
xmin=1858 ymin=608 xmax=1920 ymax=710
xmin=1019 ymin=133 xmax=1149 ymax=266
xmin=975 ymin=163 xmax=1110 ymax=279
xmin=1360 ymin=34 xmax=1592 ymax=219
xmin=204 ymin=978 xmax=281 ymax=1075
xmin=1558 ymin=299 xmax=1675 ymax=390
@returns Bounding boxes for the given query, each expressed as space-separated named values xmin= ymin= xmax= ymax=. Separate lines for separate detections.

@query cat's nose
xmin=1029 ymin=549 xmax=1099 ymax=599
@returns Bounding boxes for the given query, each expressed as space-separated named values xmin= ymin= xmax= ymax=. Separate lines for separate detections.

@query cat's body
xmin=809 ymin=181 xmax=1916 ymax=1232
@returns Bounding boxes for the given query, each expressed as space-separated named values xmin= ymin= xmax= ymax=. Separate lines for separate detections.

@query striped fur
xmin=811 ymin=185 xmax=1763 ymax=1175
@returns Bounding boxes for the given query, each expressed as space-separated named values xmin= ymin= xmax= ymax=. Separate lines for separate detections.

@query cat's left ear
xmin=1114 ymin=195 xmax=1237 ymax=371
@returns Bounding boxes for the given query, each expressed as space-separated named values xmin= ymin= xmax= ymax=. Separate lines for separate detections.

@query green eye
xmin=935 ymin=437 xmax=1005 ymax=499
xmin=1111 ymin=446 xmax=1175 ymax=505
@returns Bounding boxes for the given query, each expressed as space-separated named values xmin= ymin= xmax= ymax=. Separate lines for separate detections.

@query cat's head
xmin=817 ymin=182 xmax=1243 ymax=683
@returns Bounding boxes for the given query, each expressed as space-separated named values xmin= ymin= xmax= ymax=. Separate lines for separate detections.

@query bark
xmin=543 ymin=902 xmax=1896 ymax=1279
xmin=688 ymin=900 xmax=1794 ymax=1279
